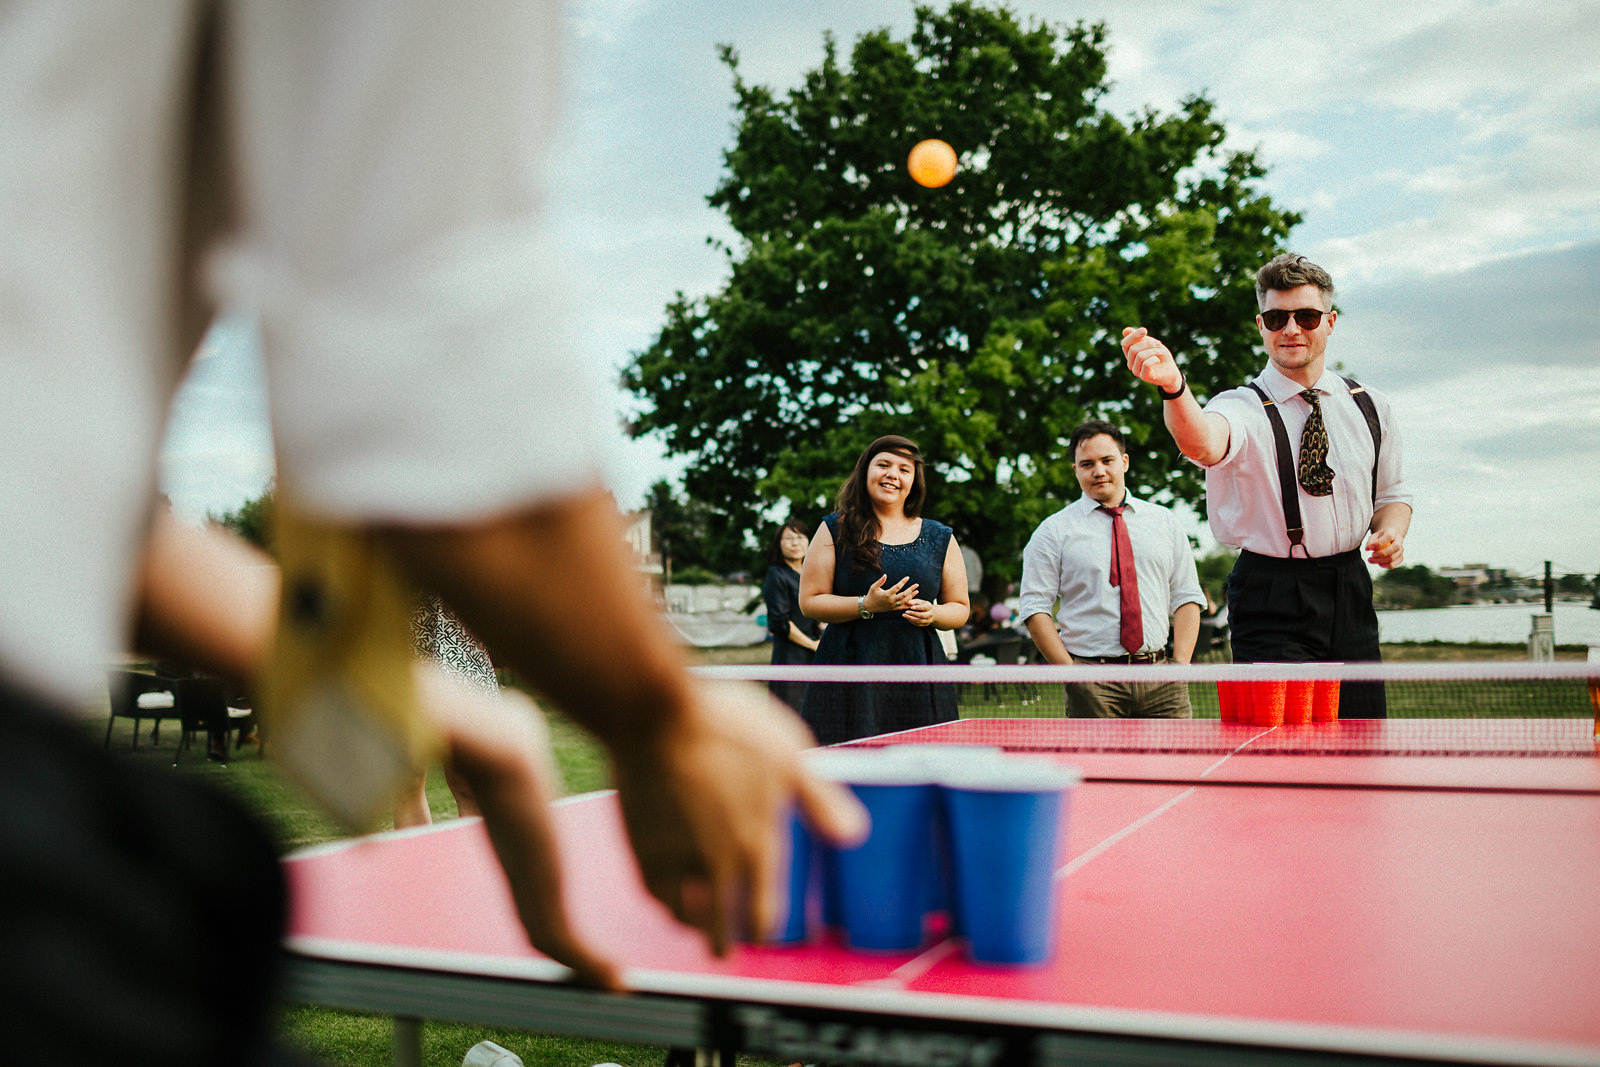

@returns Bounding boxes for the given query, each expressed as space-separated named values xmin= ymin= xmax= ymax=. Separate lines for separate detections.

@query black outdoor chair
xmin=174 ymin=674 xmax=257 ymax=764
xmin=104 ymin=668 xmax=183 ymax=750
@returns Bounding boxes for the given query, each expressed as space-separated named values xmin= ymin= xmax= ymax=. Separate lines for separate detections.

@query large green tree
xmin=624 ymin=2 xmax=1297 ymax=591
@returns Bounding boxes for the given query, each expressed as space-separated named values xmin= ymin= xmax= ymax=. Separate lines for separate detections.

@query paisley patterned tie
xmin=1297 ymin=389 xmax=1335 ymax=497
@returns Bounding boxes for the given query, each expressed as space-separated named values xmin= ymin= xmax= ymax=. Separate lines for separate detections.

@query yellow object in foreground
xmin=260 ymin=501 xmax=439 ymax=830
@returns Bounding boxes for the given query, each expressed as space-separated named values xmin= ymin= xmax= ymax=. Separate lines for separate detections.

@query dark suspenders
xmin=1344 ymin=378 xmax=1382 ymax=497
xmin=1245 ymin=376 xmax=1381 ymax=554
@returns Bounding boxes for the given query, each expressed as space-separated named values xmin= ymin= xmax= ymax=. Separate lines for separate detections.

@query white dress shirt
xmin=1197 ymin=363 xmax=1411 ymax=559
xmin=1 ymin=2 xmax=605 ymax=706
xmin=1018 ymin=494 xmax=1206 ymax=658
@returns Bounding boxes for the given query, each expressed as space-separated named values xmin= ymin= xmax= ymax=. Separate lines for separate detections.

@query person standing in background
xmin=1019 ymin=420 xmax=1205 ymax=717
xmin=799 ymin=436 xmax=969 ymax=744
xmin=762 ymin=520 xmax=821 ymax=714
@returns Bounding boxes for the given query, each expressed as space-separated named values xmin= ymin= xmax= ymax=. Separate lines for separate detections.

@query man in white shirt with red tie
xmin=1120 ymin=253 xmax=1413 ymax=717
xmin=1020 ymin=420 xmax=1207 ymax=717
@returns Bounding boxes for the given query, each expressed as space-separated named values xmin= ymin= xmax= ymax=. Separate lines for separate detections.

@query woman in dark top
xmin=798 ymin=435 xmax=969 ymax=744
xmin=762 ymin=519 xmax=822 ymax=712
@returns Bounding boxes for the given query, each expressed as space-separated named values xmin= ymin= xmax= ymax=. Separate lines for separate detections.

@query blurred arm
xmin=131 ymin=507 xmax=626 ymax=982
xmin=132 ymin=508 xmax=279 ymax=687
xmin=377 ymin=486 xmax=867 ymax=953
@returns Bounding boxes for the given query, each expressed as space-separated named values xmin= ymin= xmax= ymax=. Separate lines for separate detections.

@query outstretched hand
xmin=609 ymin=680 xmax=868 ymax=954
xmin=419 ymin=665 xmax=624 ymax=990
xmin=1121 ymin=327 xmax=1184 ymax=395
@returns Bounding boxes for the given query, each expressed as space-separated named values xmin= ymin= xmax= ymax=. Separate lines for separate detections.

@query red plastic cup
xmin=1283 ymin=680 xmax=1314 ymax=725
xmin=1312 ymin=678 xmax=1342 ymax=722
xmin=1217 ymin=680 xmax=1241 ymax=723
xmin=1248 ymin=679 xmax=1287 ymax=726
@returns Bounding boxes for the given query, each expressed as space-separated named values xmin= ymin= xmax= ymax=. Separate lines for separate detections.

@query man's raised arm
xmin=1121 ymin=327 xmax=1231 ymax=466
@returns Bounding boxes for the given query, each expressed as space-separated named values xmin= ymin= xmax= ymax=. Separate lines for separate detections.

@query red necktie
xmin=1098 ymin=504 xmax=1143 ymax=654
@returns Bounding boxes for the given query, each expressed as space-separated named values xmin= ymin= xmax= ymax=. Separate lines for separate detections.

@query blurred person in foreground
xmin=1019 ymin=420 xmax=1206 ymax=717
xmin=0 ymin=4 xmax=863 ymax=1064
xmin=798 ymin=436 xmax=969 ymax=744
xmin=1121 ymin=253 xmax=1411 ymax=717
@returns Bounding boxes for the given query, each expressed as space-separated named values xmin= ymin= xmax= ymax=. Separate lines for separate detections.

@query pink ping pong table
xmin=284 ymin=718 xmax=1600 ymax=1066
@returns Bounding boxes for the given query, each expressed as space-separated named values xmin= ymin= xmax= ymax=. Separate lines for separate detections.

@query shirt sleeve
xmin=763 ymin=568 xmax=796 ymax=638
xmin=1195 ymin=386 xmax=1260 ymax=471
xmin=1017 ymin=519 xmax=1061 ymax=622
xmin=211 ymin=1 xmax=610 ymax=524
xmin=1370 ymin=387 xmax=1412 ymax=513
xmin=1166 ymin=521 xmax=1207 ymax=612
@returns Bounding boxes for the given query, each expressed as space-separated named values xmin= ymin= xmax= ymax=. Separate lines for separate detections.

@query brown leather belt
xmin=1072 ymin=651 xmax=1166 ymax=664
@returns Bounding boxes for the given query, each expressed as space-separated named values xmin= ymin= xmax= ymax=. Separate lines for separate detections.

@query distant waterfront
xmin=1378 ymin=602 xmax=1600 ymax=647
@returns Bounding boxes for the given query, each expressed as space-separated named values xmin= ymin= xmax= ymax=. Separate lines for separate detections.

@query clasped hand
xmin=863 ymin=574 xmax=918 ymax=615
xmin=901 ymin=598 xmax=938 ymax=627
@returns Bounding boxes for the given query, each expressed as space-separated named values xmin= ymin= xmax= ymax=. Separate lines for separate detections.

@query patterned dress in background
xmin=412 ymin=596 xmax=498 ymax=695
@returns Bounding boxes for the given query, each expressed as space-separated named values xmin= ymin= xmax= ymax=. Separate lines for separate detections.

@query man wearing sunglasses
xmin=1119 ymin=253 xmax=1412 ymax=718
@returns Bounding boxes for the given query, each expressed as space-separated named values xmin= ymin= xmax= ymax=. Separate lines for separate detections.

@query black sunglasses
xmin=1260 ymin=307 xmax=1330 ymax=331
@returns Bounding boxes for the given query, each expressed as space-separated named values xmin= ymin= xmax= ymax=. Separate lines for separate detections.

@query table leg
xmin=393 ymin=1016 xmax=422 ymax=1067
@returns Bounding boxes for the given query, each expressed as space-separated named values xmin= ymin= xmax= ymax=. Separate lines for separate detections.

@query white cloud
xmin=1389 ymin=363 xmax=1600 ymax=573
xmin=159 ymin=0 xmax=1600 ymax=577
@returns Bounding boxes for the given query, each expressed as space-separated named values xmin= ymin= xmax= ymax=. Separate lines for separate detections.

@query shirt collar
xmin=1256 ymin=361 xmax=1341 ymax=403
xmin=1077 ymin=491 xmax=1140 ymax=511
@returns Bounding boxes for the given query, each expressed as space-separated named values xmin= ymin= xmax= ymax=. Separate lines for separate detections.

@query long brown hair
xmin=834 ymin=435 xmax=926 ymax=572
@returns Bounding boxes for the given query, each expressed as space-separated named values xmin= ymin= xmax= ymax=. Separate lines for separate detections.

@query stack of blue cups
xmin=765 ymin=745 xmax=1081 ymax=965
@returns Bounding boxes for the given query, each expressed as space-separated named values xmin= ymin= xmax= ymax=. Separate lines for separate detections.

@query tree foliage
xmin=1195 ymin=547 xmax=1237 ymax=610
xmin=209 ymin=481 xmax=275 ymax=555
xmin=623 ymin=3 xmax=1298 ymax=590
xmin=1374 ymin=565 xmax=1460 ymax=610
xmin=644 ymin=480 xmax=752 ymax=578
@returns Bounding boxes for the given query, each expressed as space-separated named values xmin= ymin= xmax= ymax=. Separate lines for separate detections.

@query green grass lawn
xmin=91 ymin=640 xmax=1589 ymax=1065
xmin=94 ymin=706 xmax=774 ymax=1067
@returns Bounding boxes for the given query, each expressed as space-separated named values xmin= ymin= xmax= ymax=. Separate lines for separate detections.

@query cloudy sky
xmin=162 ymin=0 xmax=1600 ymax=579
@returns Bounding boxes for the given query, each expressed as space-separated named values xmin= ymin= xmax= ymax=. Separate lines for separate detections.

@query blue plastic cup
xmin=771 ymin=810 xmax=814 ymax=943
xmin=884 ymin=745 xmax=1004 ymax=934
xmin=942 ymin=759 xmax=1081 ymax=965
xmin=810 ymin=749 xmax=939 ymax=952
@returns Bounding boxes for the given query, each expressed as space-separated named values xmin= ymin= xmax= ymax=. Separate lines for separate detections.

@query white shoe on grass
xmin=462 ymin=1040 xmax=523 ymax=1067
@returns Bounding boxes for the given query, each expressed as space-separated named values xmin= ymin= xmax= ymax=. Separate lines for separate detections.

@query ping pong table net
xmin=701 ymin=660 xmax=1600 ymax=757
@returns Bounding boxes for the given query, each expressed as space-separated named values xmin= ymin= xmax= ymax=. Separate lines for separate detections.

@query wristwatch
xmin=857 ymin=595 xmax=873 ymax=620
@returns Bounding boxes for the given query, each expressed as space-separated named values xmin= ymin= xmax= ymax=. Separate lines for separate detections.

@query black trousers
xmin=0 ymin=678 xmax=314 ymax=1066
xmin=1226 ymin=549 xmax=1387 ymax=718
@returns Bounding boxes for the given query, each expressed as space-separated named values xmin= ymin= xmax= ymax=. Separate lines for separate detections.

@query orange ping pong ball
xmin=908 ymin=138 xmax=958 ymax=188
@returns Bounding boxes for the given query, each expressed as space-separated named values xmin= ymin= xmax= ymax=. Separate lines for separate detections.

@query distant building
xmin=1439 ymin=564 xmax=1494 ymax=590
xmin=621 ymin=510 xmax=663 ymax=577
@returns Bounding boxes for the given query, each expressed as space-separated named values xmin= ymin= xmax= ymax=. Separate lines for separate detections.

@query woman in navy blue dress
xmin=762 ymin=518 xmax=822 ymax=713
xmin=798 ymin=435 xmax=969 ymax=745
